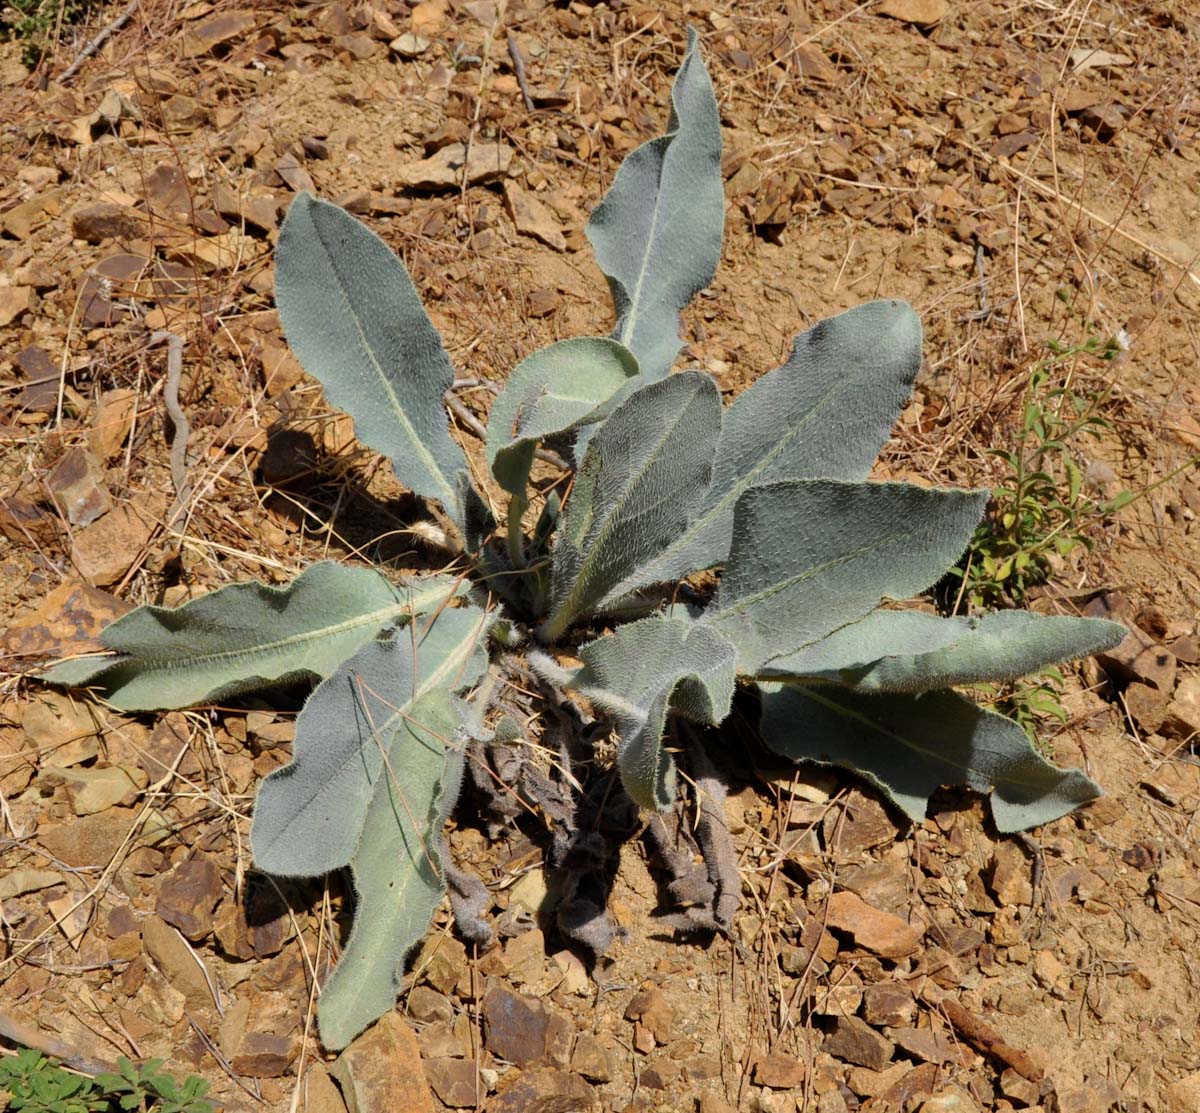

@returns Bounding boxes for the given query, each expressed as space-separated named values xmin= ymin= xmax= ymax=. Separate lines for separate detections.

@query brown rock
xmin=1123 ymin=680 xmax=1170 ymax=733
xmin=881 ymin=1063 xmax=939 ymax=1109
xmin=825 ymin=789 xmax=899 ymax=855
xmin=825 ymin=890 xmax=921 ymax=958
xmin=423 ymin=1059 xmax=478 ymax=1108
xmin=156 ymin=857 xmax=222 ymax=940
xmin=822 ymin=1014 xmax=894 ymax=1070
xmin=890 ymin=1026 xmax=961 ymax=1065
xmin=38 ymin=807 xmax=145 ymax=867
xmin=21 ymin=689 xmax=103 ymax=766
xmin=275 ymin=151 xmax=316 ymax=193
xmin=407 ymin=985 xmax=453 ymax=1024
xmin=2 ymin=580 xmax=130 ymax=659
xmin=53 ymin=763 xmax=147 ymax=815
xmin=88 ymin=389 xmax=139 ymax=461
xmin=232 ymin=1031 xmax=299 ymax=1077
xmin=47 ymin=448 xmax=111 ymax=528
xmin=488 ymin=1069 xmax=596 ymax=1112
xmin=483 ymin=984 xmax=573 ymax=1068
xmin=1162 ymin=676 xmax=1200 ymax=742
xmin=504 ymin=181 xmax=567 ymax=251
xmin=304 ymin=1064 xmax=348 ymax=1113
xmin=181 ymin=10 xmax=258 ymax=56
xmin=417 ymin=934 xmax=468 ymax=994
xmin=142 ymin=914 xmax=215 ymax=1010
xmin=862 ymin=983 xmax=916 ymax=1028
xmin=1053 ymin=1086 xmax=1104 ymax=1113
xmin=623 ymin=987 xmax=675 ymax=1044
xmin=1167 ymin=634 xmax=1200 ymax=665
xmin=570 ymin=1033 xmax=612 ymax=1083
xmin=1096 ymin=625 xmax=1176 ymax=691
xmin=876 ymin=0 xmax=947 ymax=25
xmin=0 ymin=283 xmax=33 ymax=326
xmin=918 ymin=1087 xmax=980 ymax=1112
xmin=988 ymin=841 xmax=1033 ymax=908
xmin=1164 ymin=1071 xmax=1200 ymax=1113
xmin=71 ymin=202 xmax=143 ymax=243
xmin=160 ymin=94 xmax=209 ymax=132
xmin=999 ymin=1068 xmax=1039 ymax=1106
xmin=332 ymin=1013 xmax=435 ymax=1113
xmin=417 ymin=1020 xmax=465 ymax=1059
xmin=71 ymin=503 xmax=156 ymax=587
xmin=755 ymin=1052 xmax=806 ymax=1089
xmin=397 ymin=142 xmax=514 ymax=189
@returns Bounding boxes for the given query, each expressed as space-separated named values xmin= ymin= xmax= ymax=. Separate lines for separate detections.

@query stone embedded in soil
xmin=875 ymin=0 xmax=947 ymax=25
xmin=889 ymin=1026 xmax=962 ymax=1066
xmin=424 ymin=1059 xmax=479 ymax=1108
xmin=21 ymin=690 xmax=102 ymax=767
xmin=396 ymin=142 xmax=514 ymax=189
xmin=181 ymin=9 xmax=259 ymax=57
xmin=38 ymin=806 xmax=142 ymax=868
xmin=881 ymin=1063 xmax=939 ymax=1110
xmin=0 ymin=868 xmax=62 ymax=900
xmin=504 ymin=181 xmax=567 ymax=251
xmin=846 ymin=1061 xmax=911 ymax=1098
xmin=304 ymin=1064 xmax=348 ymax=1113
xmin=482 ymin=983 xmax=573 ymax=1068
xmin=47 ymin=447 xmax=111 ymax=527
xmin=487 ymin=1069 xmax=596 ymax=1113
xmin=917 ymin=1086 xmax=980 ymax=1112
xmin=407 ymin=985 xmax=453 ymax=1024
xmin=623 ymin=986 xmax=676 ymax=1045
xmin=418 ymin=1020 xmax=466 ymax=1059
xmin=822 ymin=1014 xmax=895 ymax=1071
xmin=54 ymin=763 xmax=147 ymax=815
xmin=570 ymin=1033 xmax=613 ymax=1083
xmin=331 ymin=1013 xmax=434 ymax=1113
xmin=1095 ymin=624 xmax=1177 ymax=692
xmin=0 ymin=282 xmax=34 ymax=326
xmin=2 ymin=580 xmax=130 ymax=659
xmin=71 ymin=503 xmax=156 ymax=587
xmin=231 ymin=1030 xmax=300 ymax=1077
xmin=824 ymin=789 xmax=899 ymax=855
xmin=1162 ymin=676 xmax=1200 ymax=742
xmin=141 ymin=914 xmax=215 ymax=1010
xmin=1053 ymin=1085 xmax=1106 ymax=1113
xmin=71 ymin=201 xmax=143 ymax=243
xmin=862 ymin=983 xmax=916 ymax=1028
xmin=999 ymin=1068 xmax=1039 ymax=1106
xmin=156 ymin=856 xmax=222 ymax=940
xmin=988 ymin=841 xmax=1033 ymax=908
xmin=1123 ymin=681 xmax=1170 ymax=733
xmin=416 ymin=934 xmax=468 ymax=995
xmin=755 ymin=1052 xmax=806 ymax=1089
xmin=1164 ymin=1071 xmax=1200 ymax=1113
xmin=825 ymin=890 xmax=922 ymax=958
xmin=88 ymin=388 xmax=139 ymax=461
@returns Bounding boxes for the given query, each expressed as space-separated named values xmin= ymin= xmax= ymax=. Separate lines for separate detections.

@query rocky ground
xmin=2 ymin=0 xmax=1200 ymax=1111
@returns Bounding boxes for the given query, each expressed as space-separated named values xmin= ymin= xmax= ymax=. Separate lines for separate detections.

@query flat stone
xmin=825 ymin=789 xmax=901 ymax=855
xmin=876 ymin=0 xmax=947 ymax=24
xmin=88 ymin=389 xmax=139 ymax=461
xmin=55 ymin=764 xmax=147 ymax=815
xmin=332 ymin=1013 xmax=435 ymax=1113
xmin=1096 ymin=625 xmax=1176 ymax=692
xmin=862 ymin=983 xmax=916 ymax=1028
xmin=231 ymin=1030 xmax=299 ymax=1077
xmin=483 ymin=984 xmax=573 ymax=1068
xmin=47 ymin=448 xmax=111 ymax=527
xmin=2 ymin=580 xmax=129 ymax=660
xmin=21 ymin=689 xmax=103 ymax=767
xmin=488 ymin=1069 xmax=596 ymax=1112
xmin=504 ymin=181 xmax=566 ymax=251
xmin=396 ymin=142 xmax=514 ymax=189
xmin=424 ymin=1059 xmax=478 ymax=1108
xmin=181 ymin=10 xmax=258 ymax=57
xmin=623 ymin=987 xmax=675 ymax=1045
xmin=417 ymin=1020 xmax=465 ymax=1059
xmin=142 ymin=914 xmax=215 ymax=1010
xmin=38 ymin=807 xmax=142 ymax=868
xmin=304 ymin=1064 xmax=348 ymax=1113
xmin=998 ymin=1068 xmax=1039 ymax=1106
xmin=570 ymin=1033 xmax=612 ymax=1083
xmin=407 ymin=986 xmax=453 ymax=1024
xmin=881 ymin=1063 xmax=938 ymax=1109
xmin=71 ymin=503 xmax=156 ymax=587
xmin=825 ymin=890 xmax=921 ymax=958
xmin=988 ymin=841 xmax=1033 ymax=907
xmin=417 ymin=934 xmax=468 ymax=994
xmin=0 ymin=868 xmax=63 ymax=900
xmin=822 ymin=1014 xmax=894 ymax=1071
xmin=71 ymin=202 xmax=143 ymax=243
xmin=918 ymin=1086 xmax=980 ymax=1113
xmin=889 ymin=1026 xmax=960 ymax=1065
xmin=0 ymin=282 xmax=33 ymax=326
xmin=156 ymin=857 xmax=222 ymax=940
xmin=846 ymin=1061 xmax=911 ymax=1099
xmin=1162 ymin=676 xmax=1200 ymax=742
xmin=1124 ymin=681 xmax=1170 ymax=734
xmin=755 ymin=1052 xmax=806 ymax=1089
xmin=1165 ymin=1071 xmax=1200 ymax=1113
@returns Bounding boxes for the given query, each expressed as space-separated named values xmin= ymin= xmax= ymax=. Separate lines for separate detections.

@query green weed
xmin=1 ymin=0 xmax=95 ymax=66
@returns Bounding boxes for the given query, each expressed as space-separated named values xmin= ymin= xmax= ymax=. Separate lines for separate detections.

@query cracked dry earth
xmin=2 ymin=0 xmax=1200 ymax=1111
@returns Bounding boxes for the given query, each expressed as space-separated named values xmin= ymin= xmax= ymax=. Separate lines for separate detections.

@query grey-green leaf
xmin=558 ymin=613 xmax=737 ymax=810
xmin=586 ymin=27 xmax=723 ymax=382
xmin=276 ymin=193 xmax=467 ymax=520
xmin=759 ymin=684 xmax=1102 ymax=832
xmin=315 ymin=687 xmax=463 ymax=1050
xmin=600 ymin=300 xmax=923 ymax=603
xmin=759 ymin=609 xmax=1127 ymax=691
xmin=486 ymin=337 xmax=640 ymax=497
xmin=707 ymin=480 xmax=987 ymax=672
xmin=542 ymin=372 xmax=721 ymax=640
xmin=38 ymin=563 xmax=467 ymax=712
xmin=250 ymin=604 xmax=489 ymax=878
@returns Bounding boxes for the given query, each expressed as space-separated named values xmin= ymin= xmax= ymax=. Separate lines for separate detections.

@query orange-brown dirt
xmin=1 ymin=1 xmax=1199 ymax=1111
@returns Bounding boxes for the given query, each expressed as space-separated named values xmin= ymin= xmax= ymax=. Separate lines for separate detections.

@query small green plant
xmin=1 ymin=0 xmax=93 ymax=65
xmin=954 ymin=333 xmax=1132 ymax=609
xmin=41 ymin=31 xmax=1124 ymax=1050
xmin=0 ymin=1050 xmax=212 ymax=1113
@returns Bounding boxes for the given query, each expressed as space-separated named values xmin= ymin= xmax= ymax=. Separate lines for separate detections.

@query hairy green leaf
xmin=586 ymin=27 xmax=723 ymax=382
xmin=759 ymin=609 xmax=1126 ymax=691
xmin=759 ymin=684 xmax=1101 ymax=832
xmin=551 ymin=613 xmax=737 ymax=809
xmin=487 ymin=337 xmax=640 ymax=497
xmin=316 ymin=687 xmax=464 ymax=1050
xmin=601 ymin=300 xmax=923 ymax=603
xmin=708 ymin=480 xmax=987 ymax=671
xmin=250 ymin=604 xmax=489 ymax=878
xmin=39 ymin=564 xmax=466 ymax=711
xmin=276 ymin=193 xmax=468 ymax=521
xmin=542 ymin=372 xmax=721 ymax=640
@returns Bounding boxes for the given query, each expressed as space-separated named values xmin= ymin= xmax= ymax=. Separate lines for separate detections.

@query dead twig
xmin=931 ymin=993 xmax=1045 ymax=1082
xmin=506 ymin=32 xmax=536 ymax=112
xmin=57 ymin=0 xmax=138 ymax=84
xmin=150 ymin=330 xmax=190 ymax=527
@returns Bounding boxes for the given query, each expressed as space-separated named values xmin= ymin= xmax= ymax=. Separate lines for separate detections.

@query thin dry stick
xmin=506 ymin=31 xmax=535 ymax=111
xmin=151 ymin=330 xmax=191 ymax=527
xmin=58 ymin=0 xmax=139 ymax=83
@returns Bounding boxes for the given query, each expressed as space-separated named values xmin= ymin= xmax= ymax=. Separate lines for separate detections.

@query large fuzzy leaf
xmin=316 ymin=687 xmax=464 ymax=1049
xmin=550 ymin=613 xmax=737 ymax=809
xmin=486 ymin=337 xmax=640 ymax=497
xmin=542 ymin=372 xmax=721 ymax=640
xmin=276 ymin=193 xmax=468 ymax=522
xmin=39 ymin=564 xmax=466 ymax=711
xmin=600 ymin=300 xmax=922 ymax=603
xmin=586 ymin=27 xmax=723 ymax=382
xmin=707 ymin=480 xmax=987 ymax=672
xmin=250 ymin=605 xmax=489 ymax=878
xmin=759 ymin=609 xmax=1127 ymax=691
xmin=759 ymin=684 xmax=1102 ymax=832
